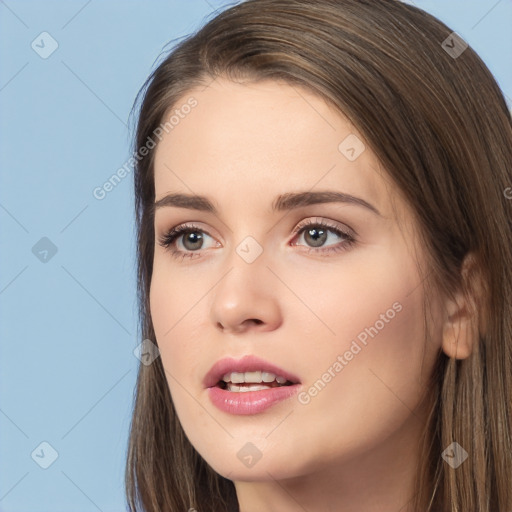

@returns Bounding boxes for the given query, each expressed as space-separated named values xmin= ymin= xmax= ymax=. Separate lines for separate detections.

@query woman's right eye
xmin=158 ymin=223 xmax=217 ymax=260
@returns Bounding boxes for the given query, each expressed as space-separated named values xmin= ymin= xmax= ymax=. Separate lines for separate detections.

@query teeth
xmin=244 ymin=371 xmax=261 ymax=383
xmin=261 ymin=371 xmax=276 ymax=383
xmin=231 ymin=372 xmax=245 ymax=383
xmin=227 ymin=383 xmax=273 ymax=392
xmin=221 ymin=371 xmax=290 ymax=384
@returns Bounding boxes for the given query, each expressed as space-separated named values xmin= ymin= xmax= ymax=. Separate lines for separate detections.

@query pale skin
xmin=149 ymin=77 xmax=478 ymax=512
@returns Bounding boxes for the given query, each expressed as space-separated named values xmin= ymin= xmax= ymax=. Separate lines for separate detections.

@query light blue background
xmin=0 ymin=1 xmax=510 ymax=511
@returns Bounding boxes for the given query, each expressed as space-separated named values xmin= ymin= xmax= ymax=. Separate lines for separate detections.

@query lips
xmin=203 ymin=355 xmax=301 ymax=389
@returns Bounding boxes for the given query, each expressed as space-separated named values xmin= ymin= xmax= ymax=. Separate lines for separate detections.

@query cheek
xmin=149 ymin=267 xmax=218 ymax=441
xmin=293 ymin=251 xmax=434 ymax=445
xmin=280 ymin=245 xmax=425 ymax=364
xmin=149 ymin=264 xmax=202 ymax=372
xmin=337 ymin=254 xmax=429 ymax=383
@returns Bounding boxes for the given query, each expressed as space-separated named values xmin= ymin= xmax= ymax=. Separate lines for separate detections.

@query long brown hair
xmin=126 ymin=1 xmax=512 ymax=510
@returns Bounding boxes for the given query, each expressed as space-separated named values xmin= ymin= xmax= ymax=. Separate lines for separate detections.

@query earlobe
xmin=440 ymin=252 xmax=486 ymax=360
xmin=441 ymin=305 xmax=477 ymax=359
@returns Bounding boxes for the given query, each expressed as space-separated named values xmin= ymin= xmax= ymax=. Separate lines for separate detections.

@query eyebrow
xmin=153 ymin=190 xmax=381 ymax=216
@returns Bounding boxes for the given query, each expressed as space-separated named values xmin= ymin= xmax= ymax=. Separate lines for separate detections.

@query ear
xmin=441 ymin=252 xmax=487 ymax=360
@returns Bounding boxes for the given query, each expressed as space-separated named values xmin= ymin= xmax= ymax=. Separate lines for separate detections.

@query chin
xmin=199 ymin=443 xmax=315 ymax=483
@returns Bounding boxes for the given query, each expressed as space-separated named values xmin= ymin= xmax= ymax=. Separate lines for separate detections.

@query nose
xmin=209 ymin=251 xmax=283 ymax=335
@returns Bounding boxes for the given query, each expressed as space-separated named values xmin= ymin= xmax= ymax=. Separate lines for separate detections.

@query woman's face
xmin=150 ymin=77 xmax=444 ymax=483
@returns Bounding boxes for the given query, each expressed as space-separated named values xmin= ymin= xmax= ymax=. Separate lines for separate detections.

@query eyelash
xmin=157 ymin=219 xmax=356 ymax=261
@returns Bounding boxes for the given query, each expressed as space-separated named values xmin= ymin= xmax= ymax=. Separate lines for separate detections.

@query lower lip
xmin=207 ymin=384 xmax=301 ymax=415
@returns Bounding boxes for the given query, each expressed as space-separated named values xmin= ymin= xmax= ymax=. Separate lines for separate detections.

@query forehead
xmin=152 ymin=77 xmax=398 ymax=219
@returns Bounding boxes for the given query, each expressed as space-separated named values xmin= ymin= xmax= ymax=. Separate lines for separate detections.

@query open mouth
xmin=206 ymin=358 xmax=302 ymax=414
xmin=216 ymin=371 xmax=296 ymax=392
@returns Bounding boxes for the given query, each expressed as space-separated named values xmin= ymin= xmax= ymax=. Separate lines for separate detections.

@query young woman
xmin=126 ymin=1 xmax=512 ymax=510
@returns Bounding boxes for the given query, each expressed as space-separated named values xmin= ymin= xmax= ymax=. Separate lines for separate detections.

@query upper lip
xmin=203 ymin=355 xmax=301 ymax=388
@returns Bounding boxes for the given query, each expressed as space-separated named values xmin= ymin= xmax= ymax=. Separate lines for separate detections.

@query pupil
xmin=306 ymin=227 xmax=326 ymax=247
xmin=184 ymin=232 xmax=203 ymax=250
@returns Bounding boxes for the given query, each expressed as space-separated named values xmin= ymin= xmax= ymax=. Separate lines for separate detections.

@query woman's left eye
xmin=157 ymin=219 xmax=356 ymax=261
xmin=291 ymin=219 xmax=356 ymax=255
